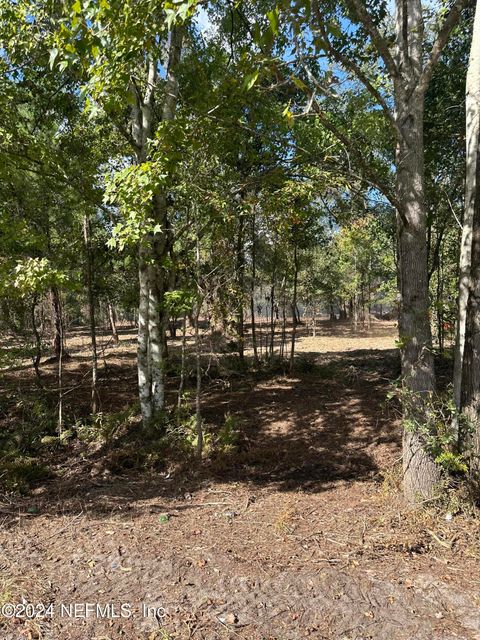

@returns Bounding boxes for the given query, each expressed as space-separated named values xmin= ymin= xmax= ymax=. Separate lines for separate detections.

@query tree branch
xmin=236 ymin=3 xmax=402 ymax=219
xmin=346 ymin=0 xmax=399 ymax=80
xmin=311 ymin=0 xmax=399 ymax=136
xmin=304 ymin=89 xmax=401 ymax=214
xmin=416 ymin=0 xmax=469 ymax=96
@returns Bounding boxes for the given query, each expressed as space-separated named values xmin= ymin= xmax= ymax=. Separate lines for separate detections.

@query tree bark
xmin=289 ymin=241 xmax=299 ymax=375
xmin=137 ymin=243 xmax=152 ymax=425
xmin=131 ymin=26 xmax=184 ymax=427
xmin=177 ymin=313 xmax=187 ymax=413
xmin=461 ymin=196 xmax=480 ymax=474
xmin=308 ymin=0 xmax=466 ymax=501
xmin=107 ymin=301 xmax=119 ymax=343
xmin=195 ymin=209 xmax=203 ymax=459
xmin=236 ymin=212 xmax=245 ymax=362
xmin=394 ymin=0 xmax=441 ymax=500
xmin=269 ymin=247 xmax=277 ymax=359
xmin=460 ymin=0 xmax=480 ymax=473
xmin=50 ymin=286 xmax=62 ymax=359
xmin=250 ymin=211 xmax=259 ymax=365
xmin=83 ymin=214 xmax=98 ymax=414
xmin=31 ymin=296 xmax=43 ymax=388
xmin=56 ymin=293 xmax=64 ymax=436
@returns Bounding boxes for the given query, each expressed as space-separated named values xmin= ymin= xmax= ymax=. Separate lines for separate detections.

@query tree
xmin=459 ymin=0 xmax=480 ymax=473
xmin=275 ymin=0 xmax=468 ymax=499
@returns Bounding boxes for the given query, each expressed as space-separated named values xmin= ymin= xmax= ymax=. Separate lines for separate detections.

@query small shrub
xmin=216 ymin=412 xmax=240 ymax=452
xmin=164 ymin=413 xmax=211 ymax=454
xmin=76 ymin=406 xmax=137 ymax=444
xmin=435 ymin=451 xmax=468 ymax=474
xmin=0 ymin=456 xmax=50 ymax=493
xmin=387 ymin=382 xmax=474 ymax=477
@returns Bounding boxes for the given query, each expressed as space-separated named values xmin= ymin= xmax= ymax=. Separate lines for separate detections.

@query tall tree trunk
xmin=131 ymin=26 xmax=184 ymax=427
xmin=310 ymin=0 xmax=466 ymax=500
xmin=56 ymin=293 xmax=64 ymax=435
xmin=360 ymin=282 xmax=365 ymax=327
xmin=460 ymin=0 xmax=480 ymax=472
xmin=394 ymin=0 xmax=441 ymax=500
xmin=454 ymin=0 xmax=480 ymax=413
xmin=250 ymin=211 xmax=259 ymax=365
xmin=50 ymin=286 xmax=62 ymax=359
xmin=437 ymin=252 xmax=444 ymax=354
xmin=195 ymin=209 xmax=203 ymax=459
xmin=146 ymin=200 xmax=167 ymax=421
xmin=177 ymin=314 xmax=187 ymax=413
xmin=269 ymin=283 xmax=275 ymax=358
xmin=137 ymin=244 xmax=152 ymax=425
xmin=461 ymin=198 xmax=480 ymax=473
xmin=31 ymin=296 xmax=43 ymax=388
xmin=83 ymin=215 xmax=98 ymax=414
xmin=289 ymin=242 xmax=299 ymax=375
xmin=353 ymin=294 xmax=358 ymax=332
xmin=280 ymin=273 xmax=287 ymax=359
xmin=269 ymin=247 xmax=277 ymax=359
xmin=236 ymin=212 xmax=245 ymax=362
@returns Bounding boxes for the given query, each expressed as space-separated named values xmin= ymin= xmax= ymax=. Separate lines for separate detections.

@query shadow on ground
xmin=9 ymin=344 xmax=402 ymax=521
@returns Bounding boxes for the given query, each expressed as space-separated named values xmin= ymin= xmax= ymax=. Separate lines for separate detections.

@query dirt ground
xmin=1 ymin=319 xmax=480 ymax=640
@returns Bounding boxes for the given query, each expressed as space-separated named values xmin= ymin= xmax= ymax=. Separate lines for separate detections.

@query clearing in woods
xmin=1 ymin=319 xmax=480 ymax=640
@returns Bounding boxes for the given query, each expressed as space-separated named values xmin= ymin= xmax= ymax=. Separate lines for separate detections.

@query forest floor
xmin=1 ymin=320 xmax=480 ymax=640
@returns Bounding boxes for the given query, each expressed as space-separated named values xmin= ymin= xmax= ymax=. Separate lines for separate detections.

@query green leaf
xmin=328 ymin=20 xmax=342 ymax=39
xmin=291 ymin=75 xmax=307 ymax=91
xmin=267 ymin=7 xmax=279 ymax=36
xmin=243 ymin=70 xmax=259 ymax=91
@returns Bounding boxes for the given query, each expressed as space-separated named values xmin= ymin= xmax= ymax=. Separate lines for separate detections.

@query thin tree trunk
xmin=83 ymin=215 xmax=98 ymax=414
xmin=177 ymin=313 xmax=187 ymax=413
xmin=269 ymin=248 xmax=277 ymax=359
xmin=195 ymin=210 xmax=203 ymax=459
xmin=250 ymin=211 xmax=259 ymax=365
xmin=50 ymin=286 xmax=62 ymax=359
xmin=290 ymin=242 xmax=299 ymax=375
xmin=437 ymin=252 xmax=444 ymax=353
xmin=280 ymin=274 xmax=287 ymax=359
xmin=31 ymin=296 xmax=43 ymax=388
xmin=147 ymin=257 xmax=165 ymax=419
xmin=367 ymin=276 xmax=372 ymax=330
xmin=107 ymin=301 xmax=119 ymax=343
xmin=360 ymin=283 xmax=365 ymax=328
xmin=236 ymin=213 xmax=245 ymax=362
xmin=57 ymin=293 xmax=64 ymax=435
xmin=137 ymin=244 xmax=152 ymax=425
xmin=353 ymin=294 xmax=358 ymax=332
